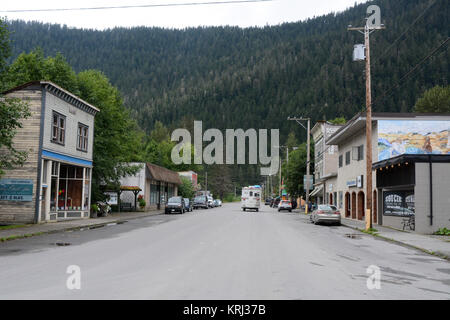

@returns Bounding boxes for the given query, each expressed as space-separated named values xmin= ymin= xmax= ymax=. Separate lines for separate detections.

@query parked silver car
xmin=278 ymin=200 xmax=292 ymax=212
xmin=310 ymin=205 xmax=341 ymax=225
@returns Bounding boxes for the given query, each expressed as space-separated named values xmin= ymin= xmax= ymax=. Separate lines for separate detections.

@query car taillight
xmin=335 ymin=211 xmax=341 ymax=215
xmin=317 ymin=210 xmax=324 ymax=214
xmin=256 ymin=198 xmax=260 ymax=201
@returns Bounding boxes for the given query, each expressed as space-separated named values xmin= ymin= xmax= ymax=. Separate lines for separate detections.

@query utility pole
xmin=288 ymin=117 xmax=311 ymax=213
xmin=279 ymin=155 xmax=282 ymax=198
xmin=348 ymin=5 xmax=385 ymax=230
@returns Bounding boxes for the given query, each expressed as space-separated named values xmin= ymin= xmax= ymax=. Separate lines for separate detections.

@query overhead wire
xmin=0 ymin=0 xmax=273 ymax=13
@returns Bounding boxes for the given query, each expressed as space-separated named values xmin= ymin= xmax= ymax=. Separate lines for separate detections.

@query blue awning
xmin=42 ymin=150 xmax=93 ymax=167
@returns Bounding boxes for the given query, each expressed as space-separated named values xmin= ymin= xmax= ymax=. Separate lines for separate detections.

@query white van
xmin=241 ymin=186 xmax=261 ymax=212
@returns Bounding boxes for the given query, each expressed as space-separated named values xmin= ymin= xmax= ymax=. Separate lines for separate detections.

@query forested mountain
xmin=6 ymin=0 xmax=449 ymax=142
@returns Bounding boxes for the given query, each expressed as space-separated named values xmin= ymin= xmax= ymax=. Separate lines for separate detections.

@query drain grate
xmin=53 ymin=242 xmax=71 ymax=246
xmin=345 ymin=234 xmax=362 ymax=239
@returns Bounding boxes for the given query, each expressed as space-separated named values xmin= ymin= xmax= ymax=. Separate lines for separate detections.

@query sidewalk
xmin=293 ymin=208 xmax=450 ymax=260
xmin=0 ymin=210 xmax=163 ymax=242
xmin=341 ymin=218 xmax=450 ymax=260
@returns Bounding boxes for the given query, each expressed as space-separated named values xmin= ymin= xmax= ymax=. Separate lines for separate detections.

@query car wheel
xmin=289 ymin=210 xmax=292 ymax=213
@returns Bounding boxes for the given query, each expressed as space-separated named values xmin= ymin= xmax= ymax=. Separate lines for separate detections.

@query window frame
xmin=51 ymin=111 xmax=66 ymax=146
xmin=77 ymin=122 xmax=89 ymax=152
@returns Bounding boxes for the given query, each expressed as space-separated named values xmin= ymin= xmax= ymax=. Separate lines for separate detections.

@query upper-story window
xmin=345 ymin=151 xmax=351 ymax=165
xmin=51 ymin=112 xmax=66 ymax=145
xmin=77 ymin=123 xmax=89 ymax=152
xmin=352 ymin=145 xmax=364 ymax=161
xmin=339 ymin=155 xmax=343 ymax=168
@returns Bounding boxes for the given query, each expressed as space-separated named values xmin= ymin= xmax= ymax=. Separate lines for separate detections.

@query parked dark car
xmin=165 ymin=196 xmax=186 ymax=214
xmin=184 ymin=198 xmax=193 ymax=212
xmin=193 ymin=195 xmax=208 ymax=209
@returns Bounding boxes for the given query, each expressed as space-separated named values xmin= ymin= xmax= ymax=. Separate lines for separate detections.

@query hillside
xmin=6 ymin=0 xmax=449 ymax=143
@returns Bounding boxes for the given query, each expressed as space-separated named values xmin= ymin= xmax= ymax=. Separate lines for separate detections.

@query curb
xmin=0 ymin=211 xmax=164 ymax=243
xmin=341 ymin=222 xmax=450 ymax=262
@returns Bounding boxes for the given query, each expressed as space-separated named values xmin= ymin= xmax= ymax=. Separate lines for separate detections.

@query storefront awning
xmin=309 ymin=185 xmax=324 ymax=197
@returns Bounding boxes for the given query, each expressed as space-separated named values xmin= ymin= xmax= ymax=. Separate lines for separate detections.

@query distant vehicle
xmin=207 ymin=196 xmax=214 ymax=208
xmin=278 ymin=200 xmax=292 ymax=212
xmin=213 ymin=199 xmax=222 ymax=207
xmin=265 ymin=198 xmax=272 ymax=205
xmin=183 ymin=198 xmax=193 ymax=212
xmin=271 ymin=197 xmax=281 ymax=208
xmin=310 ymin=204 xmax=341 ymax=225
xmin=165 ymin=196 xmax=186 ymax=214
xmin=193 ymin=195 xmax=208 ymax=209
xmin=241 ymin=186 xmax=261 ymax=212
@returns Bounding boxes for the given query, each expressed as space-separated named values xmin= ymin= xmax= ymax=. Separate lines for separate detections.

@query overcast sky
xmin=1 ymin=0 xmax=368 ymax=30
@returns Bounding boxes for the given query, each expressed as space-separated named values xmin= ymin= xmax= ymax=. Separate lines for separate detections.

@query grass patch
xmin=360 ymin=228 xmax=379 ymax=235
xmin=0 ymin=224 xmax=29 ymax=231
xmin=0 ymin=232 xmax=45 ymax=242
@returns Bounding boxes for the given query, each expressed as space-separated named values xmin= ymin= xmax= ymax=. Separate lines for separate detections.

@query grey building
xmin=327 ymin=112 xmax=450 ymax=234
xmin=310 ymin=121 xmax=343 ymax=205
xmin=0 ymin=81 xmax=99 ymax=224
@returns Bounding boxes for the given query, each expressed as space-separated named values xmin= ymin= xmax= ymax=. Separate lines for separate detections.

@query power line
xmin=373 ymin=0 xmax=437 ymax=65
xmin=0 ymin=0 xmax=273 ymax=13
xmin=373 ymin=37 xmax=449 ymax=107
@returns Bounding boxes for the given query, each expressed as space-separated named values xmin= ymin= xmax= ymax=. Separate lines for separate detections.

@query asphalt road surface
xmin=0 ymin=202 xmax=449 ymax=299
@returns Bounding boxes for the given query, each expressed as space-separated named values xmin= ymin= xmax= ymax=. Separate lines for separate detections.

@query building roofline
xmin=327 ymin=112 xmax=450 ymax=146
xmin=311 ymin=120 xmax=345 ymax=137
xmin=2 ymin=81 xmax=100 ymax=115
xmin=373 ymin=154 xmax=450 ymax=170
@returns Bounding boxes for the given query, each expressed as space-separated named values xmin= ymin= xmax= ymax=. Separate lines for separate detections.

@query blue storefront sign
xmin=0 ymin=179 xmax=34 ymax=202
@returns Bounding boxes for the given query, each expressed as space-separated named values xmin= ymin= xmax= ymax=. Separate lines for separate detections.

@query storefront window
xmin=383 ymin=190 xmax=415 ymax=217
xmin=150 ymin=183 xmax=158 ymax=204
xmin=55 ymin=164 xmax=87 ymax=211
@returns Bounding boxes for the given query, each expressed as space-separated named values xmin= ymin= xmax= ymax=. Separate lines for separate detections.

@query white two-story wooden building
xmin=0 ymin=81 xmax=99 ymax=224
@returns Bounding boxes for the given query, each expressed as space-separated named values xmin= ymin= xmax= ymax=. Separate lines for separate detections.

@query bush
xmin=223 ymin=194 xmax=241 ymax=203
xmin=434 ymin=228 xmax=450 ymax=236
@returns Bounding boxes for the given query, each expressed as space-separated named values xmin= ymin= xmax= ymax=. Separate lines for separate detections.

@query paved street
xmin=0 ymin=202 xmax=449 ymax=299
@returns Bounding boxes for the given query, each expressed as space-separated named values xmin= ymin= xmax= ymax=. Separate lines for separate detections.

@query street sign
xmin=303 ymin=175 xmax=314 ymax=191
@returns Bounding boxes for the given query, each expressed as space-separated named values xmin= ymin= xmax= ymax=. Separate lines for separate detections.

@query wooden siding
xmin=0 ymin=90 xmax=42 ymax=224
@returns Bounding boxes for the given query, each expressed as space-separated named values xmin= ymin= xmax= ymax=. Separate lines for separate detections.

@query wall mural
xmin=378 ymin=120 xmax=450 ymax=161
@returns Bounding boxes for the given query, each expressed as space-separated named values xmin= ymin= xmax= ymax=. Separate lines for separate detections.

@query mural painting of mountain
xmin=378 ymin=120 xmax=450 ymax=161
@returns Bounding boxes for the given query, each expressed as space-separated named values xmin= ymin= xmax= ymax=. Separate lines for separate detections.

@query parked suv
xmin=165 ymin=196 xmax=186 ymax=214
xmin=193 ymin=195 xmax=208 ymax=209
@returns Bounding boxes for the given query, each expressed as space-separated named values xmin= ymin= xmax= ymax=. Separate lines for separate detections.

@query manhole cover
xmin=345 ymin=234 xmax=362 ymax=239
